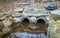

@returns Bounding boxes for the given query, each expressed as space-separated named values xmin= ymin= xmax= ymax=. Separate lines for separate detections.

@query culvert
xmin=21 ymin=18 xmax=30 ymax=26
xmin=37 ymin=19 xmax=46 ymax=24
xmin=5 ymin=19 xmax=48 ymax=38
xmin=36 ymin=19 xmax=48 ymax=35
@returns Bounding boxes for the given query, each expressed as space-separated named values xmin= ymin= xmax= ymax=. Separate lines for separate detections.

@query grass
xmin=51 ymin=14 xmax=60 ymax=20
xmin=52 ymin=20 xmax=60 ymax=38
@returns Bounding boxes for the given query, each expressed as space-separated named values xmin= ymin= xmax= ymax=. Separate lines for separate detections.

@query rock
xmin=3 ymin=17 xmax=13 ymax=27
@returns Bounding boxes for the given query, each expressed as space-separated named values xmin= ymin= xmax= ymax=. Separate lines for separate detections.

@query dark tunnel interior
xmin=37 ymin=19 xmax=47 ymax=35
xmin=22 ymin=18 xmax=30 ymax=23
xmin=21 ymin=18 xmax=30 ymax=26
xmin=37 ymin=19 xmax=45 ymax=24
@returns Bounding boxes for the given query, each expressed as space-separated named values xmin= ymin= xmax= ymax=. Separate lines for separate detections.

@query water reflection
xmin=8 ymin=32 xmax=47 ymax=38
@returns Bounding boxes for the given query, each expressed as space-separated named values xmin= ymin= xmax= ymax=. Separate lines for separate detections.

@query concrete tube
xmin=36 ymin=17 xmax=47 ymax=24
xmin=36 ymin=18 xmax=48 ymax=35
xmin=21 ymin=18 xmax=30 ymax=26
xmin=22 ymin=18 xmax=30 ymax=23
xmin=37 ymin=19 xmax=45 ymax=24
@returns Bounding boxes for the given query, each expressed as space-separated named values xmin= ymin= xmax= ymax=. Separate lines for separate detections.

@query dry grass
xmin=52 ymin=20 xmax=60 ymax=38
xmin=51 ymin=14 xmax=60 ymax=20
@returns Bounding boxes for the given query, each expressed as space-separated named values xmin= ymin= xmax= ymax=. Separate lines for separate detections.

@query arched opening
xmin=37 ymin=19 xmax=45 ymax=24
xmin=36 ymin=19 xmax=47 ymax=35
xmin=22 ymin=18 xmax=30 ymax=23
xmin=21 ymin=18 xmax=30 ymax=26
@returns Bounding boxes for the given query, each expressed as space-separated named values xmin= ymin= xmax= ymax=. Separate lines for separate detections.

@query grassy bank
xmin=52 ymin=20 xmax=60 ymax=38
xmin=51 ymin=14 xmax=60 ymax=20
